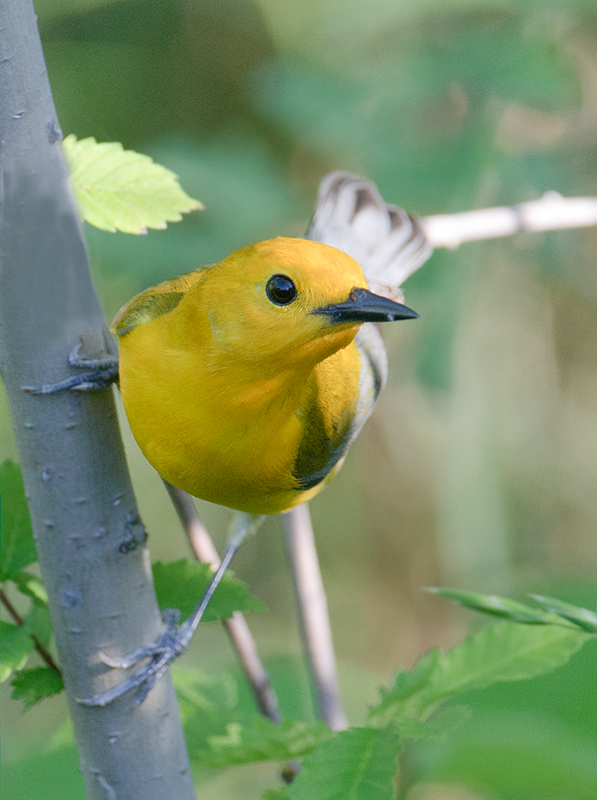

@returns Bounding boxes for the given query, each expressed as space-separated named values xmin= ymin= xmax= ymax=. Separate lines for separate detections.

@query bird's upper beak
xmin=312 ymin=287 xmax=419 ymax=325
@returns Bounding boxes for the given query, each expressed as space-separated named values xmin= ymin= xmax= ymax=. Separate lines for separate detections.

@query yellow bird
xmin=68 ymin=172 xmax=432 ymax=705
xmin=112 ymin=237 xmax=417 ymax=515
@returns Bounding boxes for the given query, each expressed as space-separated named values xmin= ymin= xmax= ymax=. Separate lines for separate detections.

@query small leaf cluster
xmin=0 ymin=460 xmax=63 ymax=708
xmin=177 ymin=619 xmax=591 ymax=799
xmin=2 ymin=466 xmax=595 ymax=795
xmin=0 ymin=459 xmax=265 ymax=710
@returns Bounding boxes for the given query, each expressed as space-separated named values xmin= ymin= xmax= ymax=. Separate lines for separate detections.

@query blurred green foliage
xmin=3 ymin=0 xmax=597 ymax=797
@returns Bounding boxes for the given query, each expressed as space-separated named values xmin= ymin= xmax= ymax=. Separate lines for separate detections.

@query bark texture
xmin=0 ymin=4 xmax=195 ymax=798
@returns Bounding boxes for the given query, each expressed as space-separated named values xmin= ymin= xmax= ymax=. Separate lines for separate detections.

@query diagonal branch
xmin=163 ymin=482 xmax=283 ymax=724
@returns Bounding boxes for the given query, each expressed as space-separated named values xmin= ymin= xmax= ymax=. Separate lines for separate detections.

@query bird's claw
xmin=160 ymin=607 xmax=181 ymax=628
xmin=68 ymin=342 xmax=119 ymax=372
xmin=23 ymin=343 xmax=119 ymax=394
xmin=77 ymin=610 xmax=189 ymax=707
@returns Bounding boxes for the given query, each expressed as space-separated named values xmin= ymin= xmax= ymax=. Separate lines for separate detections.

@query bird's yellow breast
xmin=118 ymin=318 xmax=362 ymax=514
xmin=115 ymin=238 xmax=371 ymax=514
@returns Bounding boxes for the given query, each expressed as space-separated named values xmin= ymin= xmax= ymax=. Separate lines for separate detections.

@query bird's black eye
xmin=266 ymin=274 xmax=297 ymax=306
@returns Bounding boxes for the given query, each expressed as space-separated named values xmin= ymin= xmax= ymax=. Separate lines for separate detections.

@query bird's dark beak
xmin=312 ymin=287 xmax=419 ymax=325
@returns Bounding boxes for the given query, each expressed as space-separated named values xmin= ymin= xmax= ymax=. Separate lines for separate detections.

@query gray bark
xmin=0 ymin=3 xmax=195 ymax=798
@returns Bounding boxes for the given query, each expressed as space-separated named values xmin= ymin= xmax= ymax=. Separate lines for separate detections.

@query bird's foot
xmin=23 ymin=343 xmax=119 ymax=394
xmin=77 ymin=609 xmax=189 ymax=707
xmin=78 ymin=514 xmax=264 ymax=707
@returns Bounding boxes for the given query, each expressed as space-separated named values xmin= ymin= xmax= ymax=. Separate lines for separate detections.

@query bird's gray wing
xmin=305 ymin=171 xmax=432 ymax=292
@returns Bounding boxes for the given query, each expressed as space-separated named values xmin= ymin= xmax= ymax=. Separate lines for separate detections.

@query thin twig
xmin=0 ymin=587 xmax=62 ymax=675
xmin=282 ymin=504 xmax=348 ymax=732
xmin=162 ymin=482 xmax=283 ymax=723
xmin=421 ymin=192 xmax=597 ymax=250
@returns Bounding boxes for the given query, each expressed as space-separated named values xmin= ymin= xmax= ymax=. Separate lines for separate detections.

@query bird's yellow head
xmin=113 ymin=237 xmax=417 ymax=376
xmin=171 ymin=237 xmax=417 ymax=371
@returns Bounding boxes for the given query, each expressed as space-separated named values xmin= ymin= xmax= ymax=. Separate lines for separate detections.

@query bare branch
xmin=422 ymin=192 xmax=597 ymax=250
xmin=282 ymin=505 xmax=348 ymax=732
xmin=163 ymin=482 xmax=284 ymax=724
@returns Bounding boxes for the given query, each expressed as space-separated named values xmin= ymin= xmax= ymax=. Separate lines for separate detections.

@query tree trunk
xmin=0 ymin=3 xmax=195 ymax=798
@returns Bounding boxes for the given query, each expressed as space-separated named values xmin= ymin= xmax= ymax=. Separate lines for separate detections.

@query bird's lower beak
xmin=312 ymin=287 xmax=419 ymax=324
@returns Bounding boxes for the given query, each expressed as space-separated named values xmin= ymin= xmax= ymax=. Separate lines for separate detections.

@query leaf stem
xmin=0 ymin=587 xmax=61 ymax=675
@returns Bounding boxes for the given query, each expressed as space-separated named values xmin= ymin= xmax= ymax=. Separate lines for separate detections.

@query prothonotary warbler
xmin=112 ymin=237 xmax=417 ymax=515
xmin=58 ymin=172 xmax=432 ymax=706
xmin=110 ymin=172 xmax=431 ymax=518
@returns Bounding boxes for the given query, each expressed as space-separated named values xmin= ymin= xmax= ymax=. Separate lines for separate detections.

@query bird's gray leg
xmin=23 ymin=343 xmax=119 ymax=394
xmin=77 ymin=512 xmax=266 ymax=707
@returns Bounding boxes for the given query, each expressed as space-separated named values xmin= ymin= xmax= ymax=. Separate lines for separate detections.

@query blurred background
xmin=3 ymin=0 xmax=597 ymax=797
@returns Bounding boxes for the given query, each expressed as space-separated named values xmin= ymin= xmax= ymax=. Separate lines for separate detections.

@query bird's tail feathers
xmin=306 ymin=171 xmax=432 ymax=297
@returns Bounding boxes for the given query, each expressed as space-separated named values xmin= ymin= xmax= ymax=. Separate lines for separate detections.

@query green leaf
xmin=173 ymin=667 xmax=249 ymax=760
xmin=173 ymin=667 xmax=239 ymax=717
xmin=0 ymin=621 xmax=34 ymax=682
xmin=396 ymin=705 xmax=471 ymax=742
xmin=174 ymin=667 xmax=329 ymax=771
xmin=63 ymin=135 xmax=203 ymax=234
xmin=262 ymin=790 xmax=291 ymax=800
xmin=198 ymin=717 xmax=332 ymax=769
xmin=0 ymin=461 xmax=37 ymax=582
xmin=530 ymin=595 xmax=597 ymax=634
xmin=286 ymin=727 xmax=401 ymax=800
xmin=373 ymin=648 xmax=440 ymax=710
xmin=10 ymin=572 xmax=48 ymax=606
xmin=429 ymin=588 xmax=577 ymax=629
xmin=11 ymin=668 xmax=63 ymax=710
xmin=23 ymin=603 xmax=53 ymax=648
xmin=153 ymin=559 xmax=266 ymax=622
xmin=47 ymin=719 xmax=75 ymax=751
xmin=427 ymin=623 xmax=588 ymax=698
xmin=370 ymin=623 xmax=590 ymax=726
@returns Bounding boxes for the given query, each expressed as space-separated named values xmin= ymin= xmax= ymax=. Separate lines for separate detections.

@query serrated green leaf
xmin=63 ymin=135 xmax=203 ymax=234
xmin=10 ymin=572 xmax=48 ymax=606
xmin=429 ymin=588 xmax=576 ymax=629
xmin=198 ymin=717 xmax=332 ymax=768
xmin=396 ymin=704 xmax=471 ymax=742
xmin=11 ymin=667 xmax=63 ymax=710
xmin=286 ymin=727 xmax=400 ymax=800
xmin=370 ymin=623 xmax=591 ymax=726
xmin=370 ymin=649 xmax=441 ymax=726
xmin=153 ymin=559 xmax=266 ymax=622
xmin=0 ymin=621 xmax=34 ymax=682
xmin=425 ymin=624 xmax=591 ymax=701
xmin=0 ymin=461 xmax=37 ymax=582
xmin=376 ymin=648 xmax=441 ymax=703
